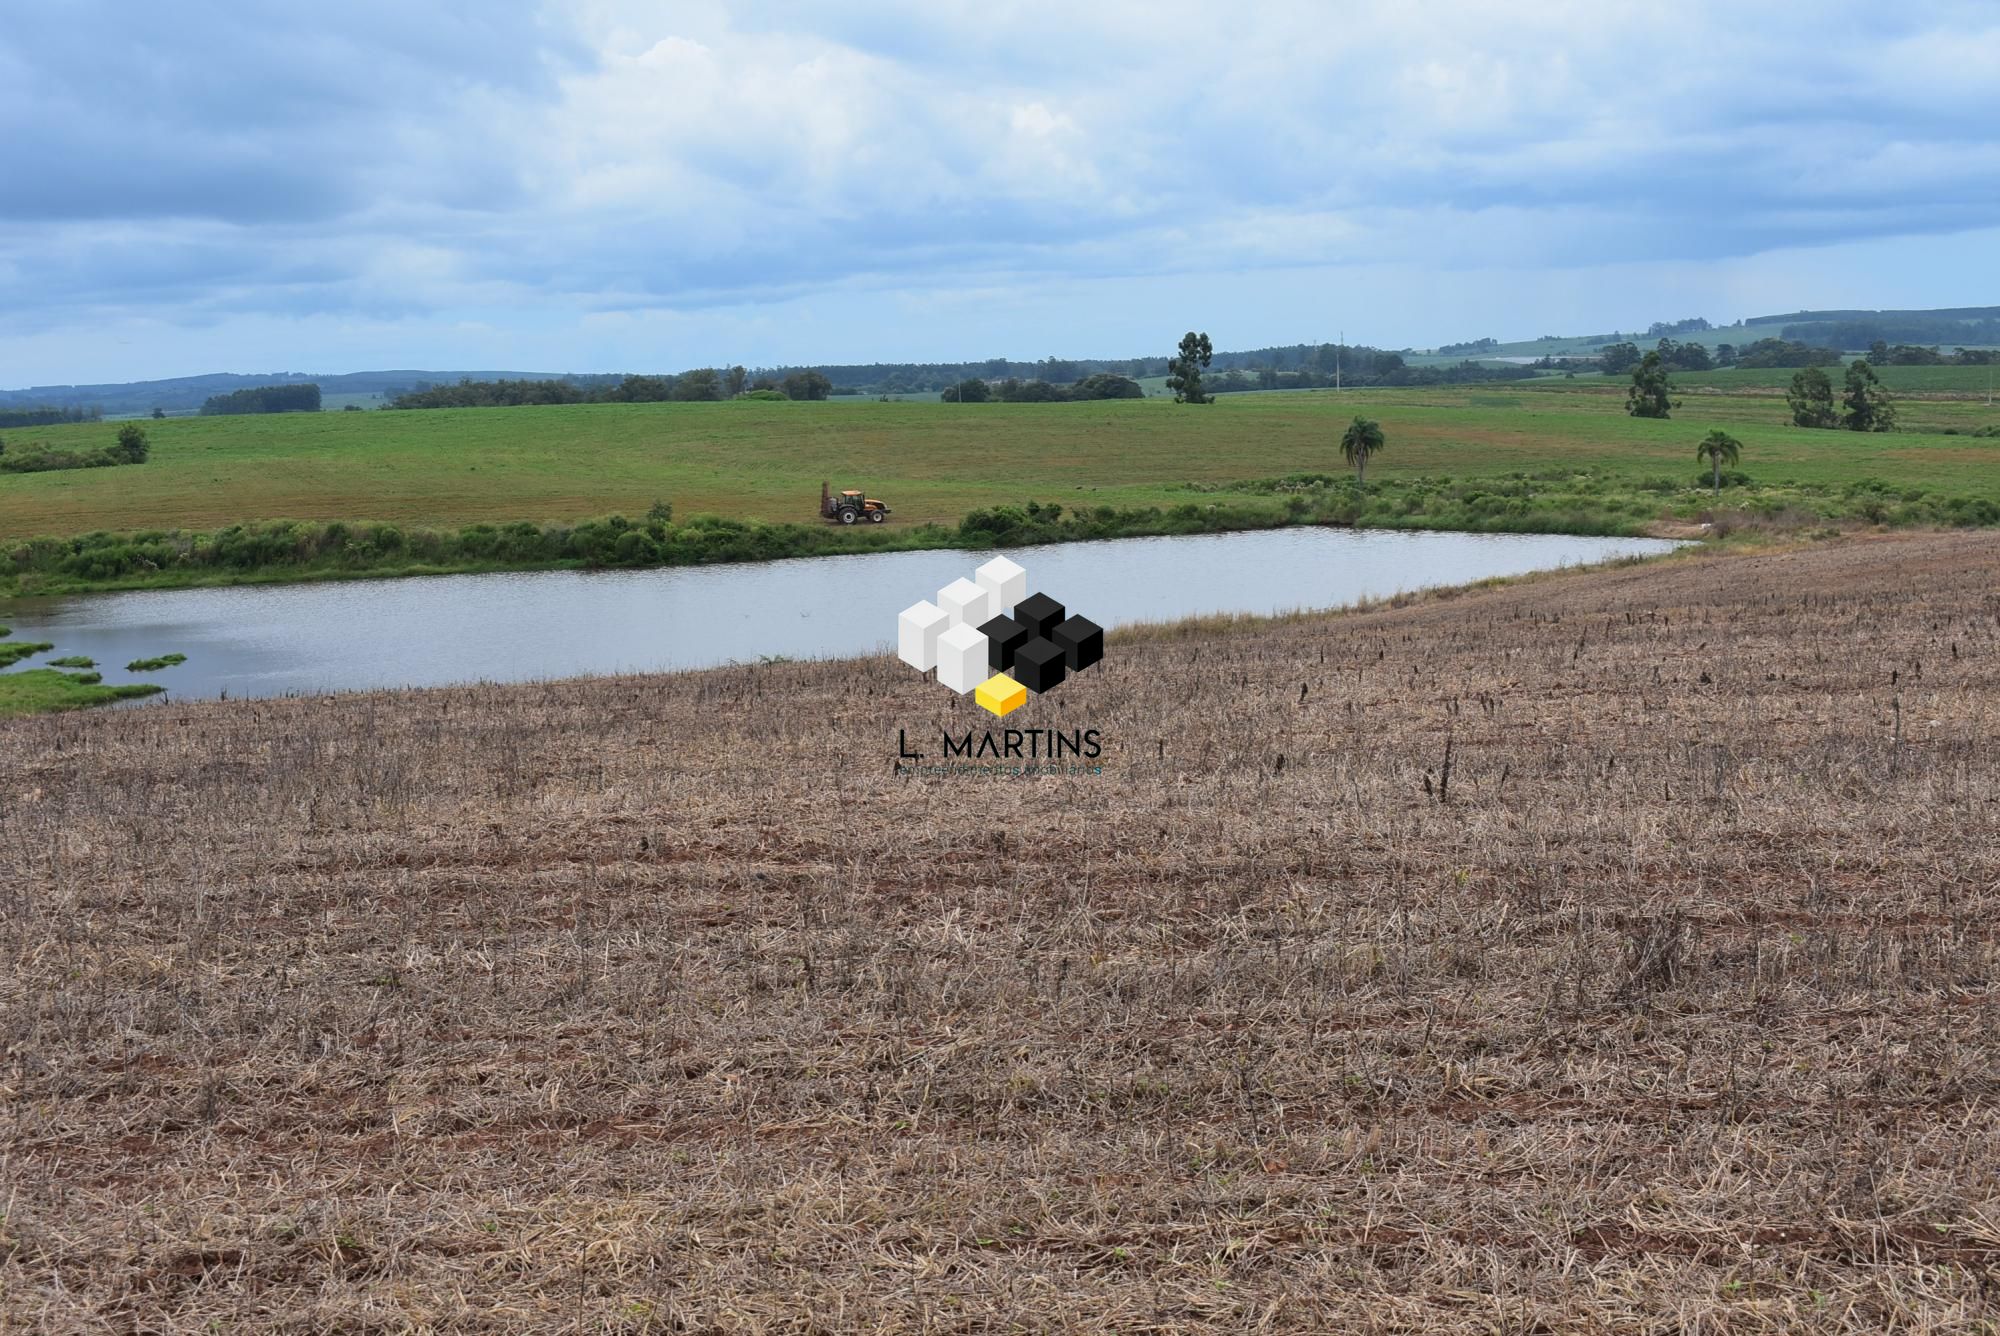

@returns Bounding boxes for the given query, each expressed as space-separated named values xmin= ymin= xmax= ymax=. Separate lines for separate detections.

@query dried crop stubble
xmin=3 ymin=532 xmax=1998 ymax=1331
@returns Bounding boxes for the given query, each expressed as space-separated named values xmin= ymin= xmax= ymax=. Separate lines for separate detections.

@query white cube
xmin=897 ymin=599 xmax=950 ymax=671
xmin=937 ymin=576 xmax=994 ymax=629
xmin=975 ymin=556 xmax=1027 ymax=612
xmin=935 ymin=622 xmax=989 ymax=694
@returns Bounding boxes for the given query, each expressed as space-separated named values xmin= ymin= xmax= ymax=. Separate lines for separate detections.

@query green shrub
xmin=0 ymin=423 xmax=149 ymax=473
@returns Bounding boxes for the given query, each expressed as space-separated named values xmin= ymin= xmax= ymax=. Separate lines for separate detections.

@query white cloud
xmin=0 ymin=0 xmax=1995 ymax=381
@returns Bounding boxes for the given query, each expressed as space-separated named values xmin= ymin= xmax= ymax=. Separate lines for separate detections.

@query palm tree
xmin=1340 ymin=416 xmax=1386 ymax=487
xmin=1696 ymin=429 xmax=1742 ymax=495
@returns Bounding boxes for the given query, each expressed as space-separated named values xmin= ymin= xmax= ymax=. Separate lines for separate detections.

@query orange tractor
xmin=820 ymin=481 xmax=892 ymax=525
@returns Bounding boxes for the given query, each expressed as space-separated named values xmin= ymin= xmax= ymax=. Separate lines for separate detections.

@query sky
xmin=2 ymin=0 xmax=1997 ymax=386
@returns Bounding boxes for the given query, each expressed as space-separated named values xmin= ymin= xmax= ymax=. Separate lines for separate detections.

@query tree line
xmin=387 ymin=369 xmax=833 ymax=409
xmin=942 ymin=373 xmax=1144 ymax=403
xmin=1599 ymin=337 xmax=1831 ymax=373
xmin=1774 ymin=311 xmax=2000 ymax=349
xmin=200 ymin=384 xmax=322 ymax=415
xmin=0 ymin=405 xmax=102 ymax=428
xmin=1599 ymin=336 xmax=1997 ymax=376
xmin=1215 ymin=361 xmax=1538 ymax=393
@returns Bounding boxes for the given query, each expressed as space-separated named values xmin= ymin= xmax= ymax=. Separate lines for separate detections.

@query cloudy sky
xmin=3 ymin=0 xmax=1997 ymax=385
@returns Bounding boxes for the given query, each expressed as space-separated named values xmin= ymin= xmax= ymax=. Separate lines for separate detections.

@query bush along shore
xmin=4 ymin=469 xmax=1995 ymax=596
xmin=3 ymin=501 xmax=1292 ymax=594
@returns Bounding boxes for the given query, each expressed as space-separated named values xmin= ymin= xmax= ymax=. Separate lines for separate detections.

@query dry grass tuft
xmin=4 ymin=532 xmax=1998 ymax=1330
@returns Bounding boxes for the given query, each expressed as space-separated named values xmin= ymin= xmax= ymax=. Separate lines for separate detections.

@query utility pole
xmin=1337 ymin=329 xmax=1343 ymax=393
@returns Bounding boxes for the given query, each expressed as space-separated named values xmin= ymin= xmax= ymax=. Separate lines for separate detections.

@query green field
xmin=2 ymin=381 xmax=1997 ymax=594
xmin=6 ymin=382 xmax=1998 ymax=542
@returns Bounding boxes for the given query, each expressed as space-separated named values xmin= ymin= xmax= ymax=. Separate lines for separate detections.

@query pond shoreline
xmin=4 ymin=506 xmax=1687 ymax=601
xmin=0 ymin=527 xmax=1686 ymax=714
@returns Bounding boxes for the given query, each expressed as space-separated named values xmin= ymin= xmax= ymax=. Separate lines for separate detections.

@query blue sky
xmin=3 ymin=0 xmax=1997 ymax=385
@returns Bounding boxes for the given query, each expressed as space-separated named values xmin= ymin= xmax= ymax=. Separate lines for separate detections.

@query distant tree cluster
xmin=1600 ymin=342 xmax=1644 ymax=375
xmin=1436 ymin=337 xmax=1500 ymax=356
xmin=1787 ymin=362 xmax=1897 ymax=432
xmin=1602 ymin=339 xmax=1714 ymax=375
xmin=1862 ymin=340 xmax=1997 ymax=366
xmin=1208 ymin=361 xmax=1539 ymax=394
xmin=1648 ymin=317 xmax=1712 ymax=337
xmin=387 ymin=368 xmax=829 ymax=409
xmin=942 ymin=373 xmax=1144 ymax=403
xmin=1593 ymin=331 xmax=1999 ymax=377
xmin=200 ymin=384 xmax=322 ymax=415
xmin=779 ymin=370 xmax=831 ymax=400
xmin=0 ymin=405 xmax=102 ymax=428
xmin=391 ymin=379 xmax=591 ymax=408
xmin=1732 ymin=338 xmax=1860 ymax=369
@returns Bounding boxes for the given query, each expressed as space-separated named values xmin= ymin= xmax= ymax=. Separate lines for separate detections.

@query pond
xmin=0 ymin=526 xmax=1680 ymax=703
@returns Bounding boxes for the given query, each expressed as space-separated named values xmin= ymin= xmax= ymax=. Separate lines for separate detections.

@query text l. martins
xmin=898 ymin=727 xmax=1102 ymax=762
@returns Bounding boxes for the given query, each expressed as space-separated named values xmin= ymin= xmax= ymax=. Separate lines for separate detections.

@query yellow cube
xmin=975 ymin=672 xmax=1026 ymax=718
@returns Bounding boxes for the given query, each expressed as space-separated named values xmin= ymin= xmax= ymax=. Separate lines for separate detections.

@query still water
xmin=0 ymin=527 xmax=1678 ymax=703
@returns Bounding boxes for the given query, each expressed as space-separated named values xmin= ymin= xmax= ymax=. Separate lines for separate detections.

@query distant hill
xmin=0 ymin=370 xmax=578 ymax=416
xmin=1742 ymin=305 xmax=2000 ymax=326
xmin=6 ymin=304 xmax=1993 ymax=411
xmin=1740 ymin=307 xmax=2000 ymax=350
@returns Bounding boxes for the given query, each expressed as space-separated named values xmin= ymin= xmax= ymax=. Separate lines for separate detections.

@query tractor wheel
xmin=869 ymin=509 xmax=886 ymax=524
xmin=839 ymin=508 xmax=859 ymax=525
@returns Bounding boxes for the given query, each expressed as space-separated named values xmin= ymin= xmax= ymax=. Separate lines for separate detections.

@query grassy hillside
xmin=6 ymin=533 xmax=1997 ymax=1329
xmin=4 ymin=384 xmax=1998 ymax=545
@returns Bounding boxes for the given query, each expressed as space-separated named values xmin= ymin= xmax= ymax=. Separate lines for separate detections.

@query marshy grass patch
xmin=0 ymin=667 xmax=163 ymax=718
xmin=125 ymin=652 xmax=188 ymax=672
xmin=48 ymin=655 xmax=96 ymax=668
xmin=0 ymin=640 xmax=54 ymax=668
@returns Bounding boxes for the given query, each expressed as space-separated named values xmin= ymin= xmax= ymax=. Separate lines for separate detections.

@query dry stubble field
xmin=3 ymin=534 xmax=1999 ymax=1331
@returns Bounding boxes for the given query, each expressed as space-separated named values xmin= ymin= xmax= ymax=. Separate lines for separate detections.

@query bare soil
xmin=4 ymin=532 xmax=1998 ymax=1331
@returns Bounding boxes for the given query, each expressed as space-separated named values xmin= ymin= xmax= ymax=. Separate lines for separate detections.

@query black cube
xmin=1051 ymin=614 xmax=1103 ymax=672
xmin=979 ymin=613 xmax=1030 ymax=671
xmin=1014 ymin=592 xmax=1066 ymax=640
xmin=1011 ymin=636 xmax=1067 ymax=693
